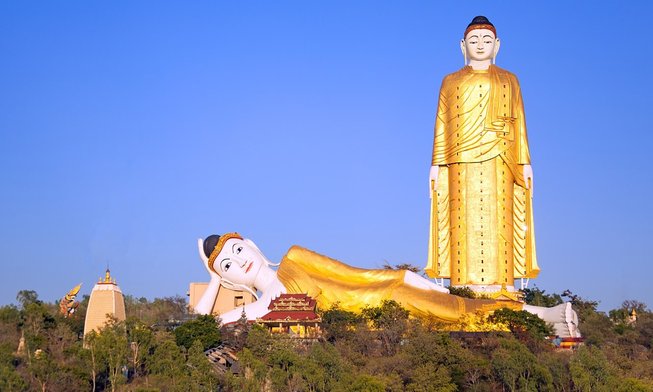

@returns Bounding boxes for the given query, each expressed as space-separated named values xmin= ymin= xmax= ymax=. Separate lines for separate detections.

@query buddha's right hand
xmin=197 ymin=238 xmax=221 ymax=280
xmin=429 ymin=166 xmax=439 ymax=198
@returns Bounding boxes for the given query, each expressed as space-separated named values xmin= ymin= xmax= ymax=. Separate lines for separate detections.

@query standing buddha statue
xmin=426 ymin=16 xmax=539 ymax=297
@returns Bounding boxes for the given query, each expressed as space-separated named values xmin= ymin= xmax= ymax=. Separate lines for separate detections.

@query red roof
xmin=258 ymin=311 xmax=320 ymax=322
xmin=258 ymin=293 xmax=321 ymax=323
xmin=267 ymin=293 xmax=317 ymax=310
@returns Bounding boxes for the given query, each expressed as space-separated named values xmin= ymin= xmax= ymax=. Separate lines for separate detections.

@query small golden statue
xmin=426 ymin=16 xmax=539 ymax=297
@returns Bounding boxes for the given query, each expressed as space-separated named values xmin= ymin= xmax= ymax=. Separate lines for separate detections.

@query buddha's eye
xmin=236 ymin=247 xmax=243 ymax=254
xmin=221 ymin=260 xmax=232 ymax=272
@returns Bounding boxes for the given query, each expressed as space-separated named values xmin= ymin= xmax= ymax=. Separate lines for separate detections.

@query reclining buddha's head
xmin=199 ymin=233 xmax=273 ymax=293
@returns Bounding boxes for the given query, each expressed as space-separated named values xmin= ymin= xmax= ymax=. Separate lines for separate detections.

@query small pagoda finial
xmin=104 ymin=268 xmax=111 ymax=283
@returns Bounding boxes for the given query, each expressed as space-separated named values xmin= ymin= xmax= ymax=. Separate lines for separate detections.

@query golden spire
xmin=99 ymin=268 xmax=116 ymax=284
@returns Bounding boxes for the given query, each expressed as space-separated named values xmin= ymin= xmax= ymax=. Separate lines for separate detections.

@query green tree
xmin=406 ymin=363 xmax=457 ymax=392
xmin=95 ymin=319 xmax=129 ymax=392
xmin=350 ymin=374 xmax=385 ymax=392
xmin=16 ymin=290 xmax=41 ymax=309
xmin=0 ymin=343 xmax=27 ymax=392
xmin=126 ymin=317 xmax=155 ymax=382
xmin=488 ymin=308 xmax=553 ymax=340
xmin=520 ymin=287 xmax=563 ymax=307
xmin=569 ymin=345 xmax=618 ymax=392
xmin=320 ymin=303 xmax=362 ymax=342
xmin=174 ymin=314 xmax=221 ymax=351
xmin=187 ymin=339 xmax=218 ymax=391
xmin=361 ymin=300 xmax=410 ymax=355
xmin=446 ymin=286 xmax=478 ymax=299
xmin=148 ymin=336 xmax=188 ymax=391
xmin=491 ymin=338 xmax=553 ymax=392
xmin=27 ymin=350 xmax=58 ymax=392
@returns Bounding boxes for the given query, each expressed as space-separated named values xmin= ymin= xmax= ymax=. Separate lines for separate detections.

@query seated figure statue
xmin=194 ymin=233 xmax=580 ymax=337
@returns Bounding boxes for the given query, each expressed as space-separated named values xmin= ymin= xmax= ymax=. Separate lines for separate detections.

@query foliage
xmin=173 ymin=314 xmax=221 ymax=351
xmin=94 ymin=318 xmax=129 ymax=392
xmin=2 ymin=288 xmax=653 ymax=391
xmin=148 ymin=336 xmax=188 ymax=391
xmin=520 ymin=286 xmax=563 ymax=307
xmin=382 ymin=262 xmax=423 ymax=274
xmin=361 ymin=300 xmax=410 ymax=355
xmin=488 ymin=308 xmax=554 ymax=339
xmin=447 ymin=285 xmax=478 ymax=299
xmin=320 ymin=303 xmax=362 ymax=342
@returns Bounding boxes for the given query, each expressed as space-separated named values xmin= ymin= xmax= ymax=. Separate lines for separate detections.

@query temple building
xmin=257 ymin=294 xmax=321 ymax=338
xmin=188 ymin=282 xmax=255 ymax=316
xmin=83 ymin=269 xmax=126 ymax=337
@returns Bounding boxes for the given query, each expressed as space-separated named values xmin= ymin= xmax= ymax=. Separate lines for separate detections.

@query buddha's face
xmin=463 ymin=28 xmax=499 ymax=62
xmin=214 ymin=238 xmax=264 ymax=288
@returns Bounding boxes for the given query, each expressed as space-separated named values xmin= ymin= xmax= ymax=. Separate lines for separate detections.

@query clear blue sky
xmin=1 ymin=2 xmax=651 ymax=311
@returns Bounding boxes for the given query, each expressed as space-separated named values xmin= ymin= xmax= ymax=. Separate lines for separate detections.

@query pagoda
xmin=257 ymin=294 xmax=321 ymax=338
xmin=83 ymin=269 xmax=126 ymax=337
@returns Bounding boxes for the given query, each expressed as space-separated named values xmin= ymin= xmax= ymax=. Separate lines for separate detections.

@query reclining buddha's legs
xmin=403 ymin=270 xmax=449 ymax=293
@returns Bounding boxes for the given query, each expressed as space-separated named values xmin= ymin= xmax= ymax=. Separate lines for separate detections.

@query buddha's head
xmin=461 ymin=16 xmax=500 ymax=65
xmin=198 ymin=233 xmax=274 ymax=296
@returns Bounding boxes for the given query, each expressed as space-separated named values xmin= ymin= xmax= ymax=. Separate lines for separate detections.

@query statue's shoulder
xmin=491 ymin=65 xmax=520 ymax=83
xmin=441 ymin=68 xmax=467 ymax=85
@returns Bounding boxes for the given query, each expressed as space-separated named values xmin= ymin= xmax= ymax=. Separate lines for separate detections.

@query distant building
xmin=187 ymin=282 xmax=255 ymax=316
xmin=83 ymin=269 xmax=126 ymax=337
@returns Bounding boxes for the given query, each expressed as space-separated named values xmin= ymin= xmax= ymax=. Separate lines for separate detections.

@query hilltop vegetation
xmin=0 ymin=288 xmax=652 ymax=391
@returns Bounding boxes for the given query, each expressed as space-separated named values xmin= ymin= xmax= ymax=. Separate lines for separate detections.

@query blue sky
xmin=1 ymin=2 xmax=651 ymax=311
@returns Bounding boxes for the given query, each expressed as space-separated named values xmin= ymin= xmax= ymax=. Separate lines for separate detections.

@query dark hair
xmin=203 ymin=234 xmax=221 ymax=258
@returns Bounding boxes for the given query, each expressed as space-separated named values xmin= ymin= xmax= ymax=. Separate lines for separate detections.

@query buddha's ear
xmin=460 ymin=39 xmax=467 ymax=64
xmin=493 ymin=38 xmax=501 ymax=62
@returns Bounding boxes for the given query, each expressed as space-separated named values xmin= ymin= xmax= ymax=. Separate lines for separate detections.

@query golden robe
xmin=277 ymin=246 xmax=521 ymax=322
xmin=426 ymin=65 xmax=539 ymax=286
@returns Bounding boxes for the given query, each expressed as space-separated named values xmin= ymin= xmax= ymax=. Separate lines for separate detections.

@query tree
xmin=491 ymin=338 xmax=553 ymax=392
xmin=148 ymin=337 xmax=188 ymax=391
xmin=382 ymin=262 xmax=423 ymax=274
xmin=406 ymin=363 xmax=456 ymax=392
xmin=520 ymin=287 xmax=563 ymax=307
xmin=95 ymin=319 xmax=129 ymax=392
xmin=126 ymin=317 xmax=155 ymax=384
xmin=569 ymin=345 xmax=618 ymax=392
xmin=361 ymin=300 xmax=410 ymax=355
xmin=186 ymin=339 xmax=218 ymax=392
xmin=320 ymin=303 xmax=362 ymax=342
xmin=446 ymin=286 xmax=478 ymax=299
xmin=174 ymin=315 xmax=221 ymax=351
xmin=488 ymin=308 xmax=553 ymax=340
xmin=16 ymin=290 xmax=40 ymax=309
xmin=0 ymin=343 xmax=27 ymax=392
xmin=27 ymin=350 xmax=58 ymax=392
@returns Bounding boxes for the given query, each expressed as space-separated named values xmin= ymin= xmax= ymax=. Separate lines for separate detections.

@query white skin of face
xmin=215 ymin=238 xmax=265 ymax=289
xmin=460 ymin=28 xmax=500 ymax=69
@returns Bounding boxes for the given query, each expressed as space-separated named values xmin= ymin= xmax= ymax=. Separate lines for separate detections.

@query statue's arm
xmin=193 ymin=238 xmax=223 ymax=314
xmin=219 ymin=278 xmax=287 ymax=324
xmin=194 ymin=277 xmax=220 ymax=315
xmin=430 ymin=79 xmax=449 ymax=193
xmin=429 ymin=165 xmax=439 ymax=197
xmin=512 ymin=75 xmax=533 ymax=193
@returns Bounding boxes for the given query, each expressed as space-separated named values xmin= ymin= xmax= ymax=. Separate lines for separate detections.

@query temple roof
xmin=258 ymin=293 xmax=321 ymax=323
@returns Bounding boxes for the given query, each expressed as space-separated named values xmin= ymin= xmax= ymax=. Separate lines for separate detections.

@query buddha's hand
xmin=197 ymin=238 xmax=221 ymax=281
xmin=522 ymin=164 xmax=534 ymax=196
xmin=429 ymin=165 xmax=439 ymax=198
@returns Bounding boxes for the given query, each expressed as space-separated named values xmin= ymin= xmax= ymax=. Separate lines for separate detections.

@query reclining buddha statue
xmin=194 ymin=232 xmax=580 ymax=338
